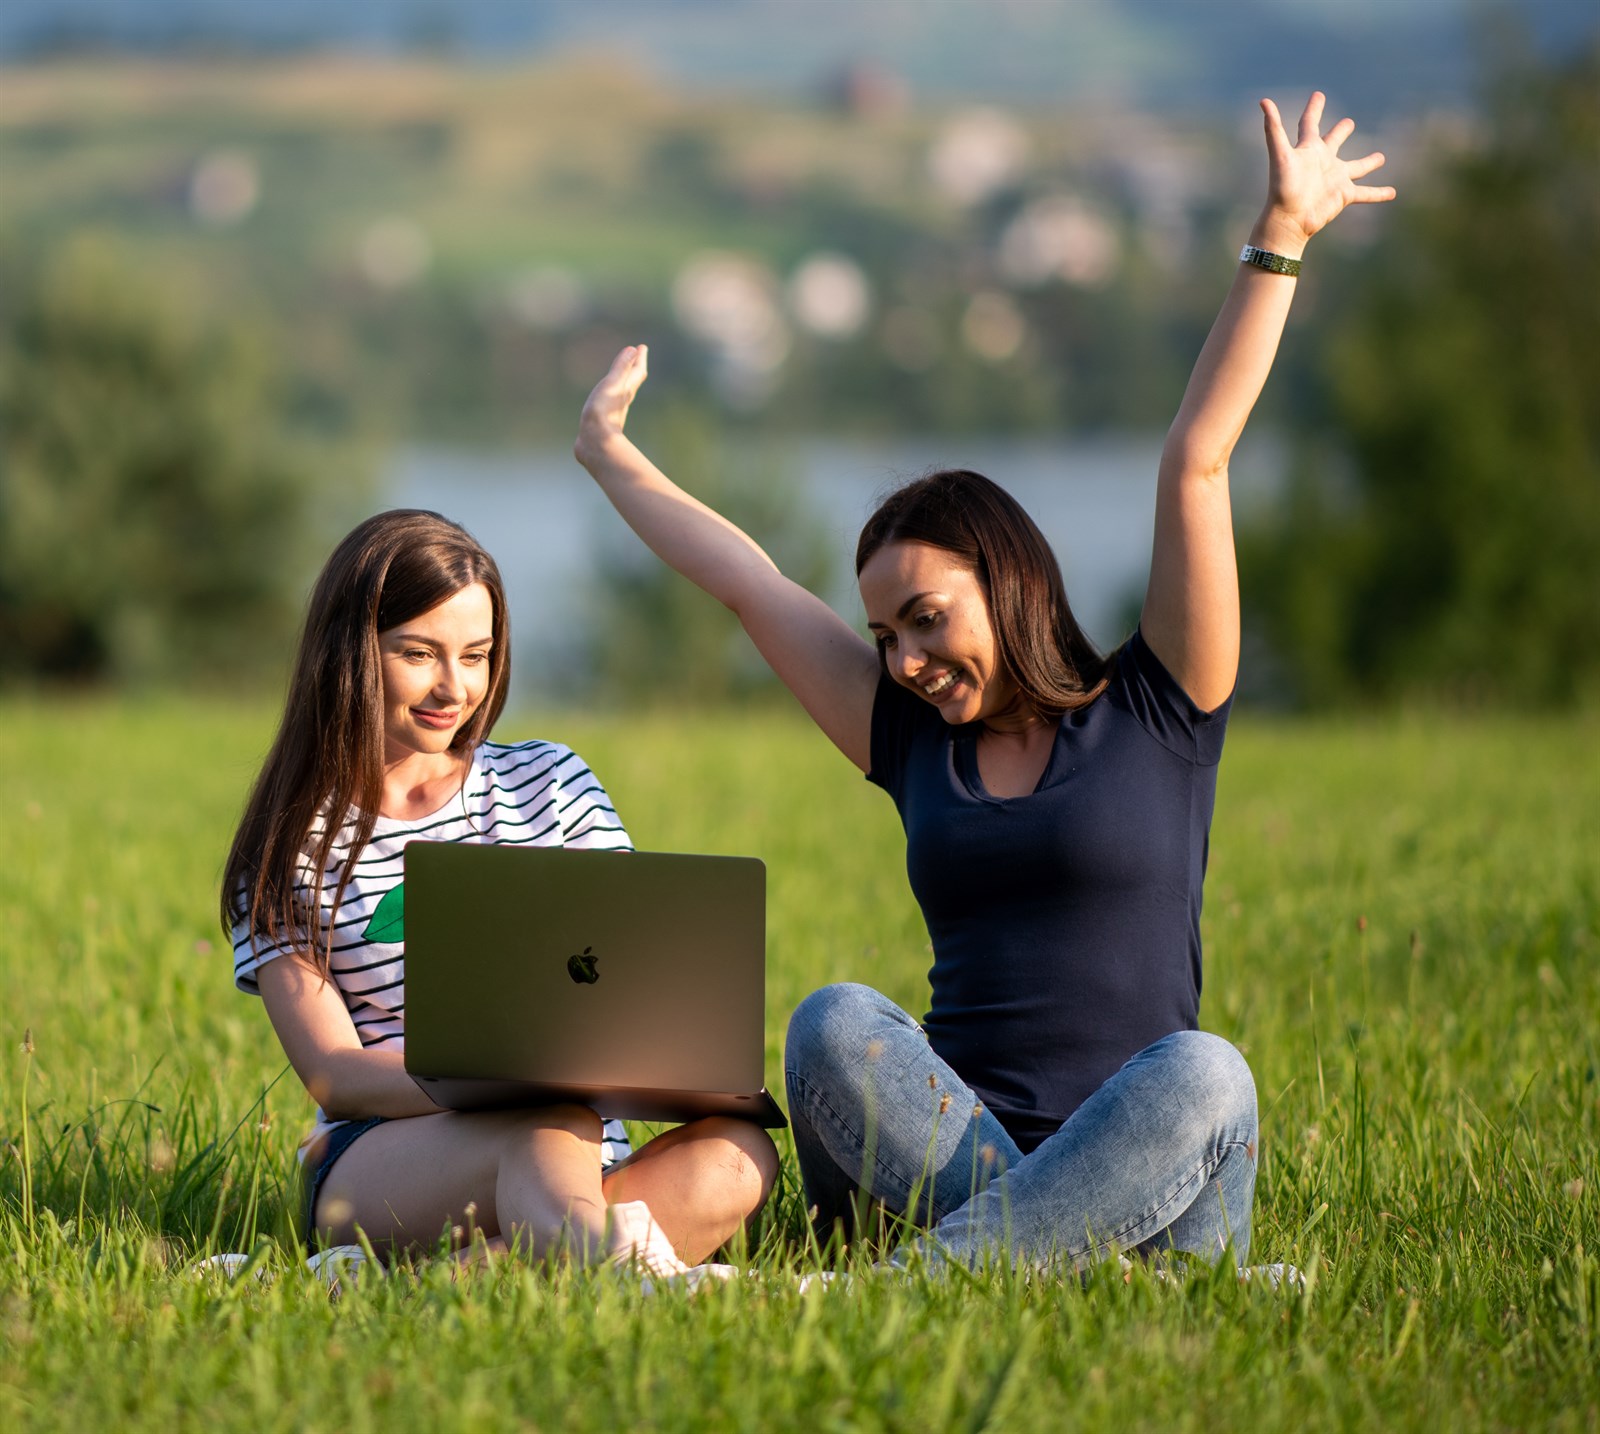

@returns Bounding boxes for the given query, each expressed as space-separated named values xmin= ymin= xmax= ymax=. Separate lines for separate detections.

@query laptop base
xmin=413 ymin=1075 xmax=787 ymax=1129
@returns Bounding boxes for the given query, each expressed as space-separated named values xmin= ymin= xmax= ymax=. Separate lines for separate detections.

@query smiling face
xmin=377 ymin=582 xmax=496 ymax=767
xmin=859 ymin=539 xmax=1031 ymax=729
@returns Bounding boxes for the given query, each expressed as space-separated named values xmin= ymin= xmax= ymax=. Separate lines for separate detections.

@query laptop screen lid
xmin=403 ymin=842 xmax=785 ymax=1127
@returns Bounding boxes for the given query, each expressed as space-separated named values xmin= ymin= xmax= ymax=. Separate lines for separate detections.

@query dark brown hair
xmin=221 ymin=509 xmax=510 ymax=973
xmin=855 ymin=470 xmax=1110 ymax=718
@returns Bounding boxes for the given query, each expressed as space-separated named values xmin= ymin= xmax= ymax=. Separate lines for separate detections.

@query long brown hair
xmin=221 ymin=509 xmax=510 ymax=972
xmin=855 ymin=470 xmax=1111 ymax=718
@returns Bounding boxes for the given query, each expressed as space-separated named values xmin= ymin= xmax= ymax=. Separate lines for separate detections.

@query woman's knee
xmin=703 ymin=1116 xmax=780 ymax=1207
xmin=1160 ymin=1030 xmax=1258 ymax=1131
xmin=785 ymin=982 xmax=904 ymax=1075
xmin=665 ymin=1116 xmax=779 ymax=1219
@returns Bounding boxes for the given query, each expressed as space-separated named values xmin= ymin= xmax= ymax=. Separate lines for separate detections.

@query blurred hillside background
xmin=0 ymin=0 xmax=1594 ymax=705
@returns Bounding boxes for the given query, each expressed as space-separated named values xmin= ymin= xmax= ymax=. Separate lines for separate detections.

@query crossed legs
xmin=315 ymin=983 xmax=1255 ymax=1274
xmin=784 ymin=983 xmax=1258 ymax=1270
xmin=310 ymin=1105 xmax=778 ymax=1266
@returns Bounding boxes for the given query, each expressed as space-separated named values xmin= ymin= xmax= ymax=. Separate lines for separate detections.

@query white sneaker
xmin=190 ymin=1252 xmax=271 ymax=1282
xmin=305 ymin=1244 xmax=370 ymax=1296
xmin=640 ymin=1262 xmax=743 ymax=1297
xmin=1240 ymin=1262 xmax=1305 ymax=1290
xmin=1113 ymin=1256 xmax=1304 ymax=1291
xmin=680 ymin=1261 xmax=740 ymax=1289
xmin=605 ymin=1200 xmax=689 ymax=1279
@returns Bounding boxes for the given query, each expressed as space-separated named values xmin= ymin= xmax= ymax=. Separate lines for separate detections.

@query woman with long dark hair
xmin=223 ymin=509 xmax=776 ymax=1278
xmin=574 ymin=94 xmax=1393 ymax=1271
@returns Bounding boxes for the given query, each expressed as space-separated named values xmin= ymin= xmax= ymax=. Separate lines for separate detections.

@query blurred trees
xmin=0 ymin=59 xmax=1255 ymax=447
xmin=0 ymin=237 xmax=344 ymax=684
xmin=1241 ymin=39 xmax=1600 ymax=707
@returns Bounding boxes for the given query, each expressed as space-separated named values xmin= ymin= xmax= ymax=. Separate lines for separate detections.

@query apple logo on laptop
xmin=567 ymin=946 xmax=600 ymax=985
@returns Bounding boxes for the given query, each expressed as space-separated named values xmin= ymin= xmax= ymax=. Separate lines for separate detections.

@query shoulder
xmin=867 ymin=670 xmax=946 ymax=795
xmin=477 ymin=737 xmax=571 ymax=775
xmin=474 ymin=738 xmax=616 ymax=802
xmin=474 ymin=737 xmax=603 ymax=786
xmin=1101 ymin=628 xmax=1231 ymax=765
xmin=476 ymin=739 xmax=630 ymax=849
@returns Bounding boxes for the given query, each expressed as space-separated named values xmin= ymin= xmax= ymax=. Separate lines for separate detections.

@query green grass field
xmin=2 ymin=699 xmax=1597 ymax=1431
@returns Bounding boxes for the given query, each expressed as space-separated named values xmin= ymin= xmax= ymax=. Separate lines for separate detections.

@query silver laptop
xmin=403 ymin=842 xmax=786 ymax=1128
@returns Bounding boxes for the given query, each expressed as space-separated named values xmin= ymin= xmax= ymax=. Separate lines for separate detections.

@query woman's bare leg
xmin=312 ymin=1106 xmax=776 ymax=1267
xmin=603 ymin=1116 xmax=778 ymax=1264
xmin=313 ymin=1103 xmax=612 ymax=1259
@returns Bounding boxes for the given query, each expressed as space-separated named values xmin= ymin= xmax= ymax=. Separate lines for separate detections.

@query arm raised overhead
xmin=575 ymin=345 xmax=880 ymax=771
xmin=1141 ymin=92 xmax=1395 ymax=711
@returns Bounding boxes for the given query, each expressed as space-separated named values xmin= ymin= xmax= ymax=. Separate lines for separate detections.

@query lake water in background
xmin=389 ymin=432 xmax=1284 ymax=702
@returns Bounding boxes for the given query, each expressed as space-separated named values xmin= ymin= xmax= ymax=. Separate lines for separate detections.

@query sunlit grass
xmin=1 ymin=697 xmax=1597 ymax=1431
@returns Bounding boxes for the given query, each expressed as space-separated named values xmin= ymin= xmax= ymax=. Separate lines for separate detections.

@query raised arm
xmin=1141 ymin=92 xmax=1395 ymax=710
xmin=575 ymin=345 xmax=879 ymax=771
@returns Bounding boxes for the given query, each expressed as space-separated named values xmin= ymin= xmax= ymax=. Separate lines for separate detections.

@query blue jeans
xmin=783 ymin=983 xmax=1258 ymax=1271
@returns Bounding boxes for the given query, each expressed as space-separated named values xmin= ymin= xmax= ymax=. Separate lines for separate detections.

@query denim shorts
xmin=302 ymin=1117 xmax=385 ymax=1247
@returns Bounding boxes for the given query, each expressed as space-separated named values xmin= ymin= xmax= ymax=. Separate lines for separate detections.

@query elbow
xmin=301 ymin=1047 xmax=425 ymax=1121
xmin=302 ymin=1058 xmax=371 ymax=1122
xmin=717 ymin=562 xmax=779 ymax=621
xmin=302 ymin=1067 xmax=347 ymax=1118
xmin=1159 ymin=440 xmax=1231 ymax=488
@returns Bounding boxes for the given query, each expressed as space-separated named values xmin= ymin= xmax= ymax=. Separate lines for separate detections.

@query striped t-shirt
xmin=232 ymin=738 xmax=634 ymax=1156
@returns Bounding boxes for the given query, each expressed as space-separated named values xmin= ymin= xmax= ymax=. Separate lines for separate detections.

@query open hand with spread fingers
xmin=1255 ymin=91 xmax=1396 ymax=257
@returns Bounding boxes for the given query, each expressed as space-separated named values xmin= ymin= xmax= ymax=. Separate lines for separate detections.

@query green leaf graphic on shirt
xmin=363 ymin=883 xmax=405 ymax=944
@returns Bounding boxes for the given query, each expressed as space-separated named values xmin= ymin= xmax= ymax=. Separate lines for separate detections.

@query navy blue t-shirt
xmin=867 ymin=628 xmax=1230 ymax=1153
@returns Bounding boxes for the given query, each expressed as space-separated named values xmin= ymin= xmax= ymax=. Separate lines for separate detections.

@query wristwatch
xmin=1239 ymin=244 xmax=1302 ymax=277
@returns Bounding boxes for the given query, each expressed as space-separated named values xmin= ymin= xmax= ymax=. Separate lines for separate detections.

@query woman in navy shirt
xmin=575 ymin=93 xmax=1393 ymax=1271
